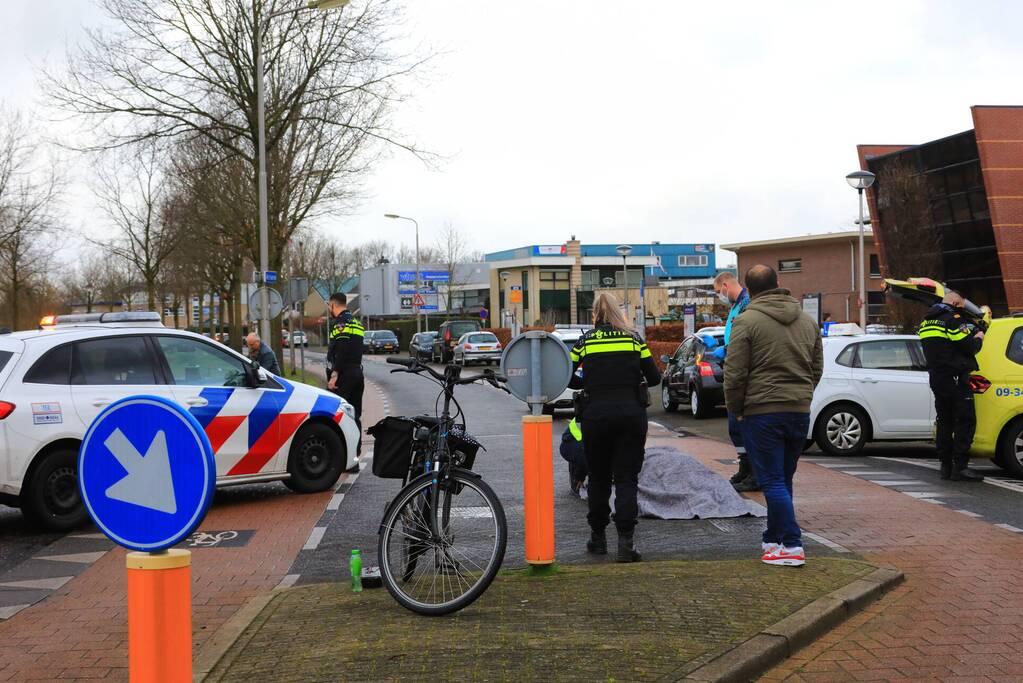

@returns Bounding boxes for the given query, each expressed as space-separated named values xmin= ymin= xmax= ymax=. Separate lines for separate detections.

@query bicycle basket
xmin=447 ymin=427 xmax=483 ymax=471
xmin=367 ymin=417 xmax=418 ymax=478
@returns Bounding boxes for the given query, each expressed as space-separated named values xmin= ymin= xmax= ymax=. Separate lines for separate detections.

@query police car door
xmin=70 ymin=335 xmax=175 ymax=429
xmin=152 ymin=335 xmax=287 ymax=478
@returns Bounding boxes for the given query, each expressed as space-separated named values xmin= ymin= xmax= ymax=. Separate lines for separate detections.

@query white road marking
xmin=867 ymin=480 xmax=927 ymax=486
xmin=69 ymin=533 xmax=108 ymax=540
xmin=803 ymin=532 xmax=850 ymax=553
xmin=995 ymin=523 xmax=1023 ymax=533
xmin=303 ymin=527 xmax=327 ymax=551
xmin=902 ymin=491 xmax=943 ymax=499
xmin=39 ymin=552 xmax=108 ymax=564
xmin=0 ymin=576 xmax=73 ymax=591
xmin=0 ymin=605 xmax=31 ymax=620
xmin=876 ymin=456 xmax=1023 ymax=494
xmin=276 ymin=574 xmax=300 ymax=589
xmin=921 ymin=499 xmax=946 ymax=505
xmin=841 ymin=470 xmax=899 ymax=476
xmin=812 ymin=463 xmax=866 ymax=468
xmin=327 ymin=493 xmax=345 ymax=511
xmin=953 ymin=509 xmax=983 ymax=518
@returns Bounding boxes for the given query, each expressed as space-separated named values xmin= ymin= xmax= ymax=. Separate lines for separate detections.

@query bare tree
xmin=65 ymin=250 xmax=125 ymax=313
xmin=0 ymin=107 xmax=63 ymax=329
xmin=46 ymin=0 xmax=429 ymax=286
xmin=93 ymin=147 xmax=183 ymax=311
xmin=873 ymin=160 xmax=943 ymax=332
xmin=432 ymin=221 xmax=478 ymax=313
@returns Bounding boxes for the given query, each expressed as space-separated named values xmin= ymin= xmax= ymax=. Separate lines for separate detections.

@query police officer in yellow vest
xmin=326 ymin=293 xmax=365 ymax=430
xmin=918 ymin=290 xmax=985 ymax=482
xmin=569 ymin=292 xmax=661 ymax=563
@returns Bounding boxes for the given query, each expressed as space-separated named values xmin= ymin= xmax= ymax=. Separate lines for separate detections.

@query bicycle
xmin=373 ymin=357 xmax=509 ymax=615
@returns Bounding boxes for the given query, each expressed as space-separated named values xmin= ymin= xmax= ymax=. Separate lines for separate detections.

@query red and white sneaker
xmin=762 ymin=545 xmax=805 ymax=567
xmin=762 ymin=542 xmax=781 ymax=555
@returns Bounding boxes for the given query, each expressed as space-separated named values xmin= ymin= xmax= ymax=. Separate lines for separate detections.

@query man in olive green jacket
xmin=723 ymin=265 xmax=823 ymax=567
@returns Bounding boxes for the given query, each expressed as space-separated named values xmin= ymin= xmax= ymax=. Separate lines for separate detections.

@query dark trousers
xmin=930 ymin=372 xmax=976 ymax=459
xmin=741 ymin=413 xmax=809 ymax=548
xmin=580 ymin=410 xmax=647 ymax=533
xmin=727 ymin=410 xmax=746 ymax=456
xmin=559 ymin=436 xmax=588 ymax=481
xmin=335 ymin=366 xmax=365 ymax=430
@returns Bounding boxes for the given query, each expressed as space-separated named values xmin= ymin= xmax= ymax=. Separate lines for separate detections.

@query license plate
xmin=479 ymin=346 xmax=492 ymax=351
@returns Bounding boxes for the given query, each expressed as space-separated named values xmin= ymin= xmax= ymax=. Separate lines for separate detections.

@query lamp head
xmin=616 ymin=244 xmax=633 ymax=257
xmin=500 ymin=271 xmax=511 ymax=282
xmin=845 ymin=170 xmax=876 ymax=191
xmin=308 ymin=0 xmax=350 ymax=9
xmin=384 ymin=213 xmax=400 ymax=219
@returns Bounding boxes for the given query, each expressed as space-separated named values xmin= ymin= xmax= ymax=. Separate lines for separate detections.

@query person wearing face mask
xmin=712 ymin=271 xmax=758 ymax=492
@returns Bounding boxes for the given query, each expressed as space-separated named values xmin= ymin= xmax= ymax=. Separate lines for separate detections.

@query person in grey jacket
xmin=245 ymin=333 xmax=281 ymax=376
xmin=724 ymin=265 xmax=823 ymax=568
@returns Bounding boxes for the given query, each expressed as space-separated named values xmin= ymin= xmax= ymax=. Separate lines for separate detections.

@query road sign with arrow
xmin=78 ymin=396 xmax=215 ymax=552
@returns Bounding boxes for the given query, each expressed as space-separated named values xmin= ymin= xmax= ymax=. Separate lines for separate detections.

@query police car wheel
xmin=815 ymin=404 xmax=868 ymax=456
xmin=285 ymin=423 xmax=345 ymax=493
xmin=22 ymin=448 xmax=89 ymax=531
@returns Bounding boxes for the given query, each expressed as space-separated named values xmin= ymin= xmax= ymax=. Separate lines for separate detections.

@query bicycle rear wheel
xmin=379 ymin=469 xmax=507 ymax=615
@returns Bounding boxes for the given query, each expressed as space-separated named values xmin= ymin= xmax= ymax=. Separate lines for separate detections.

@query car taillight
xmin=465 ymin=343 xmax=474 ymax=350
xmin=444 ymin=330 xmax=451 ymax=341
xmin=496 ymin=343 xmax=502 ymax=349
xmin=697 ymin=362 xmax=714 ymax=377
xmin=970 ymin=374 xmax=991 ymax=394
xmin=0 ymin=402 xmax=14 ymax=420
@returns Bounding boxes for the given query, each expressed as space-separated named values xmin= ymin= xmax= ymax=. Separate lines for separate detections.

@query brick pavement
xmin=644 ymin=428 xmax=1023 ymax=682
xmin=0 ymin=381 xmax=386 ymax=682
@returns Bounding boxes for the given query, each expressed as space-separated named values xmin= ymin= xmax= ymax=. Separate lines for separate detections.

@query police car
xmin=0 ymin=312 xmax=359 ymax=530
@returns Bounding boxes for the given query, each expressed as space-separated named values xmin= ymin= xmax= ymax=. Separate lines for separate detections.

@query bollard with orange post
xmin=127 ymin=550 xmax=193 ymax=683
xmin=522 ymin=414 xmax=555 ymax=564
xmin=77 ymin=396 xmax=215 ymax=683
xmin=501 ymin=331 xmax=572 ymax=570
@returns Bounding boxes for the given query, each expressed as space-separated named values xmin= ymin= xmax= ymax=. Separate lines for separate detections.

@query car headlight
xmin=340 ymin=401 xmax=355 ymax=419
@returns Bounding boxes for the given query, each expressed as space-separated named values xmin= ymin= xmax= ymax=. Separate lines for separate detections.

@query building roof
xmin=721 ymin=230 xmax=874 ymax=252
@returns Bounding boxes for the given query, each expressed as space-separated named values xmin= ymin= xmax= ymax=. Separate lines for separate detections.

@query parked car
xmin=291 ymin=330 xmax=308 ymax=347
xmin=808 ymin=334 xmax=933 ymax=456
xmin=409 ymin=331 xmax=437 ymax=361
xmin=366 ymin=330 xmax=399 ymax=355
xmin=433 ymin=320 xmax=482 ymax=363
xmin=453 ymin=332 xmax=502 ymax=366
xmin=0 ymin=312 xmax=359 ymax=530
xmin=541 ymin=326 xmax=594 ymax=414
xmin=660 ymin=330 xmax=726 ymax=418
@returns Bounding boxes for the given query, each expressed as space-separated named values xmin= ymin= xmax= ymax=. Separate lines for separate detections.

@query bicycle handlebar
xmin=385 ymin=356 xmax=508 ymax=391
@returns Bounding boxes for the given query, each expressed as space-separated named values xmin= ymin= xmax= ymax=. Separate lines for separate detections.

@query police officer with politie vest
xmin=918 ymin=290 xmax=985 ymax=482
xmin=569 ymin=291 xmax=661 ymax=563
xmin=326 ymin=293 xmax=365 ymax=433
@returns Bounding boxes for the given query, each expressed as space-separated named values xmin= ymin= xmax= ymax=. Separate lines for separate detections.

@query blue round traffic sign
xmin=78 ymin=395 xmax=216 ymax=552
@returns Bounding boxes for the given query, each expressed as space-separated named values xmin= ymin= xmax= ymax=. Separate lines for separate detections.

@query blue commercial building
xmin=485 ymin=239 xmax=719 ymax=325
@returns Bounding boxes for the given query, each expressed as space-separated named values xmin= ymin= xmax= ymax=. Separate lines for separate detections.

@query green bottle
xmin=350 ymin=549 xmax=363 ymax=593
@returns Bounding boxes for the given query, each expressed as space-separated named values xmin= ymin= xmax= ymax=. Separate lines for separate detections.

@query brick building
xmin=858 ymin=105 xmax=1023 ymax=315
xmin=721 ymin=231 xmax=882 ymax=323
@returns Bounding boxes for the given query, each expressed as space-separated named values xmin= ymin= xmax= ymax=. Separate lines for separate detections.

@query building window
xmin=869 ymin=254 xmax=881 ymax=278
xmin=539 ymin=270 xmax=570 ymax=290
xmin=677 ymin=255 xmax=708 ymax=267
xmin=778 ymin=259 xmax=802 ymax=273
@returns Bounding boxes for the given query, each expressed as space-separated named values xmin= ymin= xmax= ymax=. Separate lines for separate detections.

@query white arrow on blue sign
xmin=78 ymin=395 xmax=215 ymax=552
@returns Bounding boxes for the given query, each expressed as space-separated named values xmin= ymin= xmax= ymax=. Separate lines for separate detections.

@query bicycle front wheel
xmin=378 ymin=469 xmax=507 ymax=616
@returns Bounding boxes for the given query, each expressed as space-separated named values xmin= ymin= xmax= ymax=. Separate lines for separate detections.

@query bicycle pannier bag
xmin=368 ymin=417 xmax=417 ymax=478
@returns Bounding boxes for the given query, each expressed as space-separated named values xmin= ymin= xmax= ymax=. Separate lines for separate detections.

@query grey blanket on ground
xmin=583 ymin=445 xmax=766 ymax=519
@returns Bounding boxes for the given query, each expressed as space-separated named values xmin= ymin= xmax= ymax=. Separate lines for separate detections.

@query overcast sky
xmin=4 ymin=0 xmax=1023 ymax=268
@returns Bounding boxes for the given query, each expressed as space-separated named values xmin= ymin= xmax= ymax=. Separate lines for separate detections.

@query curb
xmin=194 ymin=590 xmax=281 ymax=681
xmin=683 ymin=566 xmax=905 ymax=682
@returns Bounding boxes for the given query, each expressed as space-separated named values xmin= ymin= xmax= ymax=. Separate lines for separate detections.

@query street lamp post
xmin=254 ymin=0 xmax=348 ymax=343
xmin=384 ymin=214 xmax=421 ymax=333
xmin=616 ymin=244 xmax=633 ymax=318
xmin=846 ymin=170 xmax=876 ymax=330
xmin=500 ymin=270 xmax=517 ymax=336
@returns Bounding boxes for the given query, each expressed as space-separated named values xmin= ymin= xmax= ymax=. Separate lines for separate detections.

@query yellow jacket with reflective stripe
xmin=568 ymin=325 xmax=661 ymax=396
xmin=918 ymin=303 xmax=981 ymax=374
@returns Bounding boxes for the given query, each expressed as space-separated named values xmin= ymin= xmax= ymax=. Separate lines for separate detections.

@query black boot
xmin=939 ymin=456 xmax=952 ymax=480
xmin=586 ymin=528 xmax=607 ymax=555
xmin=733 ymin=475 xmax=761 ymax=492
xmin=616 ymin=529 xmax=641 ymax=563
xmin=950 ymin=456 xmax=984 ymax=482
xmin=730 ymin=455 xmax=750 ymax=485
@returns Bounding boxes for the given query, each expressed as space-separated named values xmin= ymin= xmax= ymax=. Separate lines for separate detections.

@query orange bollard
xmin=126 ymin=549 xmax=192 ymax=683
xmin=522 ymin=414 xmax=555 ymax=565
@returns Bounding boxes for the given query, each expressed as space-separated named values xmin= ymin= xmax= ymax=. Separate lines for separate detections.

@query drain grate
xmin=708 ymin=518 xmax=766 ymax=534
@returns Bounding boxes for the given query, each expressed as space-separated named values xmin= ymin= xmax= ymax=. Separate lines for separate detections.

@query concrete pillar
xmin=566 ymin=238 xmax=582 ymax=324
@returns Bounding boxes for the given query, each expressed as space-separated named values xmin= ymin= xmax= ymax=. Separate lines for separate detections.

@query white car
xmin=810 ymin=333 xmax=932 ymax=456
xmin=0 ymin=312 xmax=359 ymax=530
xmin=542 ymin=327 xmax=593 ymax=414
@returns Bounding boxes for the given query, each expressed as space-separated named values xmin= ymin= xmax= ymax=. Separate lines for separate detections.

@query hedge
xmin=647 ymin=341 xmax=678 ymax=372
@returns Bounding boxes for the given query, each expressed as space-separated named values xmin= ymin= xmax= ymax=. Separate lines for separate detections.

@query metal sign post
xmin=500 ymin=331 xmax=572 ymax=567
xmin=79 ymin=396 xmax=215 ymax=683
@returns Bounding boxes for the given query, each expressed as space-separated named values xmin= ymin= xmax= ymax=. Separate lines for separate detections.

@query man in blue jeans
xmin=723 ymin=265 xmax=822 ymax=567
xmin=712 ymin=271 xmax=756 ymax=492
